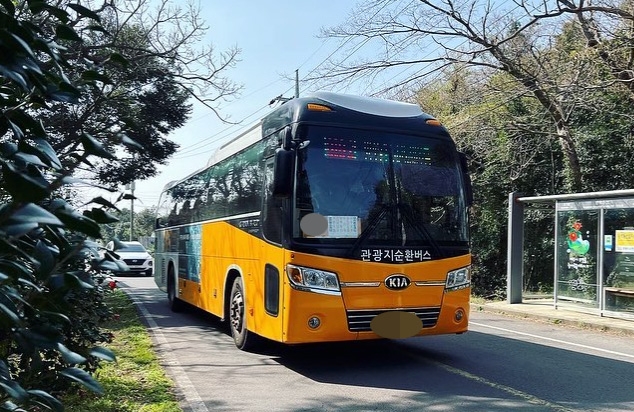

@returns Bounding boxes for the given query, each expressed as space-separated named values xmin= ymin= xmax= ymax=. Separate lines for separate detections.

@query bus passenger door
xmin=260 ymin=156 xmax=287 ymax=341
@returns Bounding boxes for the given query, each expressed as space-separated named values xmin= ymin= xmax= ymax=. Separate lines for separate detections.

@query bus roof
xmin=307 ymin=91 xmax=424 ymax=117
xmin=161 ymin=92 xmax=447 ymax=193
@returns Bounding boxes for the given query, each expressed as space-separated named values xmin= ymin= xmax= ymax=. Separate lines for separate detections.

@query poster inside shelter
xmin=615 ymin=230 xmax=634 ymax=253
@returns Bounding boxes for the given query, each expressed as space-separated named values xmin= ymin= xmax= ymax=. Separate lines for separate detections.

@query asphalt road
xmin=117 ymin=277 xmax=634 ymax=412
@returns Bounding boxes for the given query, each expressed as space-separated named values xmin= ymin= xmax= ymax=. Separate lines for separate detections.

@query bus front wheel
xmin=229 ymin=277 xmax=259 ymax=351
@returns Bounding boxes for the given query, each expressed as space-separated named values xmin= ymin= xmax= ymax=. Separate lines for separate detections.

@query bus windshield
xmin=293 ymin=126 xmax=468 ymax=249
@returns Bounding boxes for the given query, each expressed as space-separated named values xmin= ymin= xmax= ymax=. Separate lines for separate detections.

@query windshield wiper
xmin=346 ymin=203 xmax=389 ymax=258
xmin=398 ymin=203 xmax=444 ymax=258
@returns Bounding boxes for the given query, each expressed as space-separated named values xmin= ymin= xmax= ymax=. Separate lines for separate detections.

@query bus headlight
xmin=286 ymin=264 xmax=341 ymax=295
xmin=446 ymin=266 xmax=471 ymax=291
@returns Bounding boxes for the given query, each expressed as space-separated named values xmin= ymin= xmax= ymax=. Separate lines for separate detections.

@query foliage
xmin=100 ymin=207 xmax=156 ymax=244
xmin=321 ymin=1 xmax=634 ymax=297
xmin=0 ymin=1 xmax=161 ymax=410
xmin=29 ymin=0 xmax=241 ymax=188
xmin=63 ymin=290 xmax=182 ymax=412
xmin=0 ymin=0 xmax=238 ymax=405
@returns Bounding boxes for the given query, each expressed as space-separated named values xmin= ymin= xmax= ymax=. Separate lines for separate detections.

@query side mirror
xmin=282 ymin=126 xmax=293 ymax=150
xmin=272 ymin=148 xmax=294 ymax=197
xmin=459 ymin=152 xmax=473 ymax=207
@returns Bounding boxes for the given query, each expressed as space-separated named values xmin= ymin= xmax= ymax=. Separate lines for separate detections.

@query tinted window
xmin=117 ymin=244 xmax=147 ymax=252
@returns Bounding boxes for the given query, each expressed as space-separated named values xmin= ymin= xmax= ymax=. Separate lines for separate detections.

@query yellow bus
xmin=154 ymin=92 xmax=473 ymax=350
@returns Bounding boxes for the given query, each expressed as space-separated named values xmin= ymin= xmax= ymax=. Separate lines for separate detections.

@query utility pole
xmin=295 ymin=69 xmax=299 ymax=98
xmin=129 ymin=181 xmax=135 ymax=241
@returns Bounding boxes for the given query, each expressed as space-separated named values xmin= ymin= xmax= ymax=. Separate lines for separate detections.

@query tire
xmin=229 ymin=277 xmax=259 ymax=351
xmin=167 ymin=271 xmax=186 ymax=313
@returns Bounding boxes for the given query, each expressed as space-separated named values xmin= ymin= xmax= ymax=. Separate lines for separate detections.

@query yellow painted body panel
xmin=282 ymin=252 xmax=470 ymax=343
xmin=175 ymin=221 xmax=470 ymax=345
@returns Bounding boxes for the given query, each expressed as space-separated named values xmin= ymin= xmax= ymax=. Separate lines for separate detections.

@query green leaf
xmin=0 ymin=303 xmax=21 ymax=326
xmin=26 ymin=0 xmax=47 ymax=15
xmin=14 ymin=152 xmax=47 ymax=167
xmin=83 ymin=208 xmax=119 ymax=224
xmin=0 ymin=259 xmax=32 ymax=279
xmin=9 ymin=33 xmax=35 ymax=59
xmin=0 ymin=0 xmax=15 ymax=15
xmin=33 ymin=138 xmax=63 ymax=169
xmin=84 ymin=196 xmax=119 ymax=210
xmin=54 ymin=209 xmax=102 ymax=238
xmin=98 ymin=258 xmax=128 ymax=272
xmin=9 ymin=203 xmax=64 ymax=227
xmin=0 ymin=380 xmax=28 ymax=402
xmin=27 ymin=390 xmax=63 ymax=412
xmin=17 ymin=277 xmax=42 ymax=292
xmin=106 ymin=52 xmax=129 ymax=67
xmin=118 ymin=133 xmax=143 ymax=150
xmin=86 ymin=24 xmax=109 ymax=34
xmin=0 ymin=360 xmax=10 ymax=378
xmin=33 ymin=240 xmax=55 ymax=279
xmin=61 ymin=367 xmax=103 ymax=394
xmin=57 ymin=343 xmax=87 ymax=364
xmin=80 ymin=133 xmax=115 ymax=159
xmin=64 ymin=272 xmax=94 ymax=290
xmin=81 ymin=70 xmax=112 ymax=84
xmin=7 ymin=119 xmax=23 ymax=139
xmin=2 ymin=163 xmax=50 ymax=202
xmin=55 ymin=24 xmax=81 ymax=42
xmin=89 ymin=346 xmax=116 ymax=362
xmin=0 ymin=142 xmax=17 ymax=157
xmin=17 ymin=326 xmax=62 ymax=349
xmin=47 ymin=81 xmax=80 ymax=103
xmin=2 ymin=222 xmax=38 ymax=237
xmin=40 ymin=311 xmax=70 ymax=326
xmin=68 ymin=3 xmax=101 ymax=22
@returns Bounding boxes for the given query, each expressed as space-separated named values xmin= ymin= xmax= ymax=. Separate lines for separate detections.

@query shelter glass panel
xmin=556 ymin=209 xmax=599 ymax=308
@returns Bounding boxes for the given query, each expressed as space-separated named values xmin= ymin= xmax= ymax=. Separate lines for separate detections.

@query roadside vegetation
xmin=320 ymin=1 xmax=634 ymax=299
xmin=0 ymin=0 xmax=237 ymax=410
xmin=63 ymin=290 xmax=182 ymax=412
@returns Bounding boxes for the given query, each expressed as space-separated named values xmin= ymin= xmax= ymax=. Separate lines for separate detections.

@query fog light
xmin=454 ymin=309 xmax=465 ymax=322
xmin=308 ymin=316 xmax=321 ymax=329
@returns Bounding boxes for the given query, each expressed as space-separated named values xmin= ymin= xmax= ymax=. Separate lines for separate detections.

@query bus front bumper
xmin=281 ymin=286 xmax=470 ymax=344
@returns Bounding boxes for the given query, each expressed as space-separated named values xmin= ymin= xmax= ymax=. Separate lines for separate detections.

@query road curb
xmin=470 ymin=303 xmax=634 ymax=337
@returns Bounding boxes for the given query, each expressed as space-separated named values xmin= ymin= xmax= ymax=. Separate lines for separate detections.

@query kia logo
xmin=384 ymin=274 xmax=410 ymax=290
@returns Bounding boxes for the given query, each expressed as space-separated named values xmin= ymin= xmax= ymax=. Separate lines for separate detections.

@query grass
xmin=63 ymin=289 xmax=183 ymax=412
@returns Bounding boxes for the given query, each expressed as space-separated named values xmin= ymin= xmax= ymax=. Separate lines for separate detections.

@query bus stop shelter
xmin=508 ymin=190 xmax=634 ymax=321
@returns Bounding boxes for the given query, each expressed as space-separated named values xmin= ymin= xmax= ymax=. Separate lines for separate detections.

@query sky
xmin=120 ymin=0 xmax=365 ymax=211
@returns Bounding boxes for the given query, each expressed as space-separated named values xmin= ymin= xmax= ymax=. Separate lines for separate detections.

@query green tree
xmin=34 ymin=0 xmax=241 ymax=187
xmin=100 ymin=206 xmax=156 ymax=243
xmin=0 ymin=1 xmax=122 ymax=409
xmin=0 ymin=0 xmax=237 ymax=409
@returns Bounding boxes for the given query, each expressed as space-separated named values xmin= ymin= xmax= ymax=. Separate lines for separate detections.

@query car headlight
xmin=286 ymin=264 xmax=340 ymax=295
xmin=446 ymin=266 xmax=471 ymax=291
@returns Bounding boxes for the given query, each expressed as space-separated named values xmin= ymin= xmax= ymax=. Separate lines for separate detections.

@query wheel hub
xmin=230 ymin=290 xmax=244 ymax=332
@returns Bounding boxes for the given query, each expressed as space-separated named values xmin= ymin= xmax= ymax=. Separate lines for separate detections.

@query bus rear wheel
xmin=167 ymin=271 xmax=185 ymax=313
xmin=229 ymin=277 xmax=259 ymax=351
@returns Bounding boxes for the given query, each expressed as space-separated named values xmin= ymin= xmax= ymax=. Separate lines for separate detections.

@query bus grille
xmin=346 ymin=307 xmax=441 ymax=332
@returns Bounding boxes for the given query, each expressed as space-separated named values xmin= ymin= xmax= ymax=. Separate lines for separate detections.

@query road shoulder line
xmin=124 ymin=289 xmax=210 ymax=412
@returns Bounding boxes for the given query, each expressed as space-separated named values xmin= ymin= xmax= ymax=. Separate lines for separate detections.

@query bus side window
xmin=262 ymin=157 xmax=282 ymax=244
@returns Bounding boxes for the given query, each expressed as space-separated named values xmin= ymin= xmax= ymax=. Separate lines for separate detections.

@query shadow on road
xmin=125 ymin=285 xmax=634 ymax=412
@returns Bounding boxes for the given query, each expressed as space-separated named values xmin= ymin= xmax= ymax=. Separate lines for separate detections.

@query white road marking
xmin=402 ymin=350 xmax=578 ymax=412
xmin=471 ymin=321 xmax=634 ymax=360
xmin=125 ymin=291 xmax=210 ymax=412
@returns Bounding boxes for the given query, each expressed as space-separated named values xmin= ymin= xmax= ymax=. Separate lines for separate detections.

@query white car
xmin=106 ymin=240 xmax=153 ymax=276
